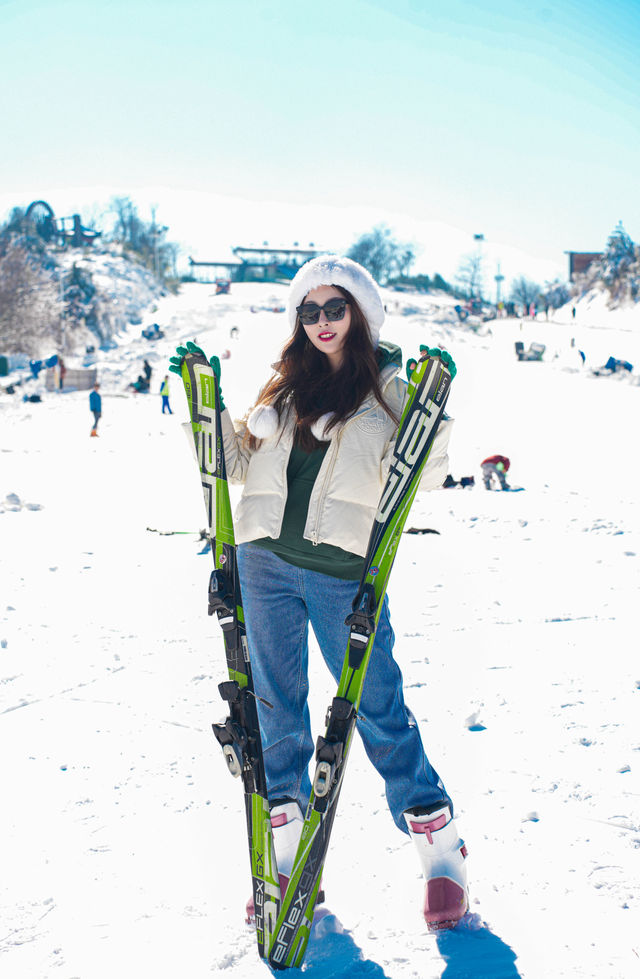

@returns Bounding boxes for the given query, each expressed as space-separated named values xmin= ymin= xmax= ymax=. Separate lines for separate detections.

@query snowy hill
xmin=1 ymin=282 xmax=639 ymax=978
xmin=56 ymin=243 xmax=167 ymax=350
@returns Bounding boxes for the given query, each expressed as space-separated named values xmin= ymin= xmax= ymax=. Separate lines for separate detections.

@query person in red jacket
xmin=481 ymin=454 xmax=510 ymax=490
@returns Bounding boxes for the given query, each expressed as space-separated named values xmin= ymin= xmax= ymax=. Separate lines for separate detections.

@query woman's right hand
xmin=169 ymin=341 xmax=226 ymax=408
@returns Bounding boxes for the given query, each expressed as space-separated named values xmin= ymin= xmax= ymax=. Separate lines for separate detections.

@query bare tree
xmin=542 ymin=280 xmax=571 ymax=310
xmin=107 ymin=196 xmax=176 ymax=282
xmin=455 ymin=252 xmax=484 ymax=299
xmin=347 ymin=225 xmax=414 ymax=283
xmin=80 ymin=203 xmax=106 ymax=236
xmin=110 ymin=196 xmax=142 ymax=248
xmin=162 ymin=240 xmax=181 ymax=280
xmin=510 ymin=276 xmax=541 ymax=308
xmin=0 ymin=240 xmax=62 ymax=355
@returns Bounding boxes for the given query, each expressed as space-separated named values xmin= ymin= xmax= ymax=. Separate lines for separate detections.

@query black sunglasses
xmin=296 ymin=298 xmax=350 ymax=325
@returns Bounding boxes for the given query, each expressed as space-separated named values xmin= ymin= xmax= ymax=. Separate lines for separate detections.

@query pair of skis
xmin=179 ymin=351 xmax=452 ymax=969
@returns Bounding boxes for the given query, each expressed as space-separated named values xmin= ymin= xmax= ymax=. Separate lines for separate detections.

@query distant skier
xmin=481 ymin=454 xmax=511 ymax=490
xmin=143 ymin=359 xmax=152 ymax=382
xmin=89 ymin=383 xmax=101 ymax=437
xmin=160 ymin=375 xmax=172 ymax=414
xmin=170 ymin=255 xmax=468 ymax=933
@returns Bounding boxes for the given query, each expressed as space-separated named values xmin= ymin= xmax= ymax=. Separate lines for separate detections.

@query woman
xmin=174 ymin=256 xmax=468 ymax=931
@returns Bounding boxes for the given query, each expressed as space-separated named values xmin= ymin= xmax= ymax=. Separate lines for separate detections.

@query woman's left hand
xmin=419 ymin=345 xmax=457 ymax=379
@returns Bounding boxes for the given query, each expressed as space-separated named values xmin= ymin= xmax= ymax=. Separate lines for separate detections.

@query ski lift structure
xmin=188 ymin=244 xmax=320 ymax=284
xmin=24 ymin=200 xmax=101 ymax=248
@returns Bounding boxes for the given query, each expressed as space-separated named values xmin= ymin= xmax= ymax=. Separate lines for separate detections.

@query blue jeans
xmin=237 ymin=544 xmax=451 ymax=833
xmin=482 ymin=463 xmax=508 ymax=491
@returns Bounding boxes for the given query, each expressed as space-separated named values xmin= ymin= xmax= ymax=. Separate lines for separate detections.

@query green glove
xmin=168 ymin=341 xmax=226 ymax=410
xmin=419 ymin=344 xmax=457 ymax=379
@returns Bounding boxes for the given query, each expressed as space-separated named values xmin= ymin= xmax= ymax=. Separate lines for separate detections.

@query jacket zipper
xmin=308 ymin=431 xmax=341 ymax=545
xmin=272 ymin=413 xmax=294 ymax=539
xmin=304 ymin=363 xmax=400 ymax=545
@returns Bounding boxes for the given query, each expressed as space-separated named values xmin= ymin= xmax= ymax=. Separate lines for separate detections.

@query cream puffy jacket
xmin=220 ymin=360 xmax=453 ymax=558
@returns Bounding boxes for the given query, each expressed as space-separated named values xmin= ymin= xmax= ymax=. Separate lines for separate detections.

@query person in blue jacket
xmin=89 ymin=383 xmax=102 ymax=437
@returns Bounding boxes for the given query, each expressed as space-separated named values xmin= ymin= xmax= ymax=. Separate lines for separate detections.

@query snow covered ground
xmin=1 ymin=281 xmax=639 ymax=978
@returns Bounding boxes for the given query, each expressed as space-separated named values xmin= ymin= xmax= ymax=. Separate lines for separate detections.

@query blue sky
xmin=1 ymin=0 xmax=639 ymax=285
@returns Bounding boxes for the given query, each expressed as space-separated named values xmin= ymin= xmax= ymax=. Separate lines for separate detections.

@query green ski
xmin=179 ymin=351 xmax=281 ymax=958
xmin=268 ymin=353 xmax=453 ymax=969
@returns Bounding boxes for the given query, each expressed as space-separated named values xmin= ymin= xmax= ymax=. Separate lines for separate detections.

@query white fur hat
xmin=287 ymin=255 xmax=385 ymax=348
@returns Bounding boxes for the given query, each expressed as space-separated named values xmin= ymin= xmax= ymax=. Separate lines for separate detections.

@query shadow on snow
xmin=436 ymin=912 xmax=521 ymax=978
xmin=263 ymin=909 xmax=519 ymax=978
xmin=267 ymin=908 xmax=392 ymax=978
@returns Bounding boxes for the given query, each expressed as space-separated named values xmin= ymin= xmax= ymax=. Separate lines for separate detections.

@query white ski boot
xmin=269 ymin=799 xmax=305 ymax=896
xmin=404 ymin=804 xmax=468 ymax=931
xmin=245 ymin=799 xmax=304 ymax=923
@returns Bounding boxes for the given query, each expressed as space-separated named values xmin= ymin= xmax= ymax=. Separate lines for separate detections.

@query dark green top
xmin=250 ymin=342 xmax=402 ymax=580
xmin=252 ymin=439 xmax=365 ymax=580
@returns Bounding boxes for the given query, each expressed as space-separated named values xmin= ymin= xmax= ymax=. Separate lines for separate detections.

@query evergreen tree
xmin=432 ymin=273 xmax=451 ymax=292
xmin=576 ymin=222 xmax=640 ymax=304
xmin=601 ymin=221 xmax=635 ymax=287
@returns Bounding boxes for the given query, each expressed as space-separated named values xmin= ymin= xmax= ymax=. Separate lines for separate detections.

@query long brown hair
xmin=245 ymin=286 xmax=398 ymax=451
